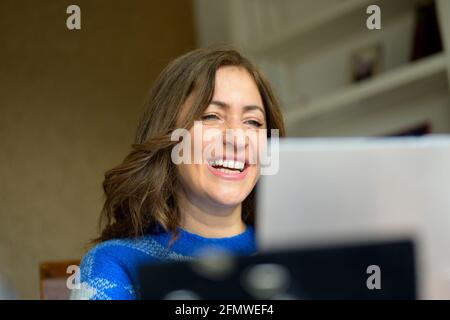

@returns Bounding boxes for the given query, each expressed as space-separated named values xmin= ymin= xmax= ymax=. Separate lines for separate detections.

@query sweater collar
xmin=151 ymin=224 xmax=257 ymax=257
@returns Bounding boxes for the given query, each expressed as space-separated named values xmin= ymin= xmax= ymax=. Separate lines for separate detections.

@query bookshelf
xmin=284 ymin=53 xmax=447 ymax=126
xmin=195 ymin=0 xmax=450 ymax=137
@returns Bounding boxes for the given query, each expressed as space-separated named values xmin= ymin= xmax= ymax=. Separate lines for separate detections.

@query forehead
xmin=212 ymin=66 xmax=262 ymax=104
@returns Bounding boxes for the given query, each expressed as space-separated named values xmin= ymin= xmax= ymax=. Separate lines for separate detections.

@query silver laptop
xmin=257 ymin=136 xmax=450 ymax=299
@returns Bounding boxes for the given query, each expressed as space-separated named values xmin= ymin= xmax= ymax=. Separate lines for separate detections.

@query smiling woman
xmin=71 ymin=47 xmax=286 ymax=300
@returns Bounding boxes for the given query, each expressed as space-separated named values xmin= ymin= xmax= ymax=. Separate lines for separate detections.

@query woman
xmin=71 ymin=47 xmax=285 ymax=300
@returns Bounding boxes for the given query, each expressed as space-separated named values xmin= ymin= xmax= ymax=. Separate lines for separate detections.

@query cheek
xmin=249 ymin=164 xmax=261 ymax=186
xmin=177 ymin=164 xmax=201 ymax=189
xmin=246 ymin=133 xmax=265 ymax=165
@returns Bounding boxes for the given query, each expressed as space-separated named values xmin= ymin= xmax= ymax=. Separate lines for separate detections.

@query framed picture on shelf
xmin=351 ymin=44 xmax=382 ymax=82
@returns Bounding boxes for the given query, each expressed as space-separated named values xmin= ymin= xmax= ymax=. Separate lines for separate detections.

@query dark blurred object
xmin=411 ymin=0 xmax=443 ymax=61
xmin=139 ymin=239 xmax=416 ymax=300
xmin=387 ymin=122 xmax=431 ymax=137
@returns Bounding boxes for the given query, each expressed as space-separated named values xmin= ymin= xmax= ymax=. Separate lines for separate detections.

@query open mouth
xmin=207 ymin=159 xmax=247 ymax=175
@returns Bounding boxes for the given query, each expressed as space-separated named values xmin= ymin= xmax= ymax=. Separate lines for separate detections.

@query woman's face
xmin=177 ymin=66 xmax=266 ymax=210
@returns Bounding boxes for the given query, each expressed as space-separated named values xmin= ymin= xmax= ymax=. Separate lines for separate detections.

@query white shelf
xmin=249 ymin=0 xmax=373 ymax=55
xmin=285 ymin=53 xmax=448 ymax=127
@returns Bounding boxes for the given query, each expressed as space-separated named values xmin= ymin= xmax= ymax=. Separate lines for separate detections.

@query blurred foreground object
xmin=138 ymin=240 xmax=416 ymax=299
xmin=258 ymin=136 xmax=450 ymax=299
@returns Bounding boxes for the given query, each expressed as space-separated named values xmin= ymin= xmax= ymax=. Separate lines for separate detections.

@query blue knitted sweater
xmin=70 ymin=225 xmax=256 ymax=300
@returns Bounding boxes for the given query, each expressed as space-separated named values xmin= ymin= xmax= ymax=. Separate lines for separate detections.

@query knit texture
xmin=70 ymin=225 xmax=256 ymax=300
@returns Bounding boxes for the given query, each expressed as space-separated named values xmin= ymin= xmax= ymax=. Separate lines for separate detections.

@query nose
xmin=221 ymin=119 xmax=248 ymax=159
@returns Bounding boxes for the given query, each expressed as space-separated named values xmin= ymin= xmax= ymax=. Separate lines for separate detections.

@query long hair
xmin=95 ymin=47 xmax=286 ymax=243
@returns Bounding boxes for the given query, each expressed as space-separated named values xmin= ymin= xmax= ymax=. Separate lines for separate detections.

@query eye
xmin=245 ymin=119 xmax=263 ymax=128
xmin=202 ymin=114 xmax=220 ymax=121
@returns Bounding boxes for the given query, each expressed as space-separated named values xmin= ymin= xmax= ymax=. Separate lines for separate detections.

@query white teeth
xmin=208 ymin=159 xmax=245 ymax=171
xmin=217 ymin=168 xmax=238 ymax=174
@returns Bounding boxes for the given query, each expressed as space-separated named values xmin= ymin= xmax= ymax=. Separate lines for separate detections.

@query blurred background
xmin=0 ymin=0 xmax=449 ymax=299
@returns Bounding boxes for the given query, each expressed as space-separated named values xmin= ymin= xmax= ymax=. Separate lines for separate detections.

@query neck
xmin=177 ymin=190 xmax=246 ymax=238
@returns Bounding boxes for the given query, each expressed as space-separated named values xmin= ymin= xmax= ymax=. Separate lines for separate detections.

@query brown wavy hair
xmin=95 ymin=47 xmax=286 ymax=243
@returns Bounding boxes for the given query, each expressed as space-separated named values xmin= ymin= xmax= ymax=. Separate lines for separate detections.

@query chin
xmin=206 ymin=186 xmax=251 ymax=208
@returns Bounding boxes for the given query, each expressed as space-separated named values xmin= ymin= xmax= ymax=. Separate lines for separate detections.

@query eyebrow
xmin=210 ymin=100 xmax=265 ymax=115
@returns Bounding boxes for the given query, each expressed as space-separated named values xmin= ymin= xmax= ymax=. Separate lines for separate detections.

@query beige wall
xmin=0 ymin=0 xmax=196 ymax=299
